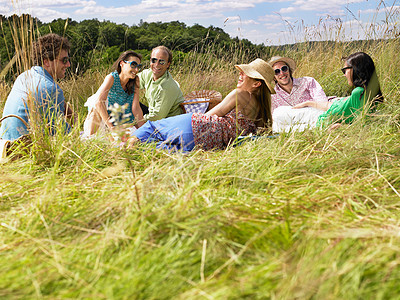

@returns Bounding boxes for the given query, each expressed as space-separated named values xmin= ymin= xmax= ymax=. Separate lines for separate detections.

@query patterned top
xmin=271 ymin=77 xmax=328 ymax=112
xmin=107 ymin=71 xmax=135 ymax=124
xmin=191 ymin=109 xmax=257 ymax=150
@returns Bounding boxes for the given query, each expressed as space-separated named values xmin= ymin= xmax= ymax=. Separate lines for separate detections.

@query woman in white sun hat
xmin=127 ymin=58 xmax=275 ymax=151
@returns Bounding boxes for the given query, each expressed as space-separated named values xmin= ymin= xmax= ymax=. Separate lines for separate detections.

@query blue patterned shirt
xmin=106 ymin=71 xmax=135 ymax=124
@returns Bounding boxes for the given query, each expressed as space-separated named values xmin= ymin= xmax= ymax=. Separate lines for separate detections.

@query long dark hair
xmin=344 ymin=52 xmax=383 ymax=102
xmin=255 ymin=80 xmax=272 ymax=128
xmin=345 ymin=52 xmax=374 ymax=87
xmin=112 ymin=50 xmax=142 ymax=95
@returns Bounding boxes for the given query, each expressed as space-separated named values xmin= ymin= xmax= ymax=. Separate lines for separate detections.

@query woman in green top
xmin=272 ymin=52 xmax=383 ymax=132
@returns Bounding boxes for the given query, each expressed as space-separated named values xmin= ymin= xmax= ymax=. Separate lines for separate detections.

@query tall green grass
xmin=1 ymin=5 xmax=400 ymax=299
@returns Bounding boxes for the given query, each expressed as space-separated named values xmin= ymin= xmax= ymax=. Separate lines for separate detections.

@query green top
xmin=317 ymin=70 xmax=382 ymax=127
xmin=316 ymin=87 xmax=364 ymax=127
xmin=138 ymin=69 xmax=184 ymax=121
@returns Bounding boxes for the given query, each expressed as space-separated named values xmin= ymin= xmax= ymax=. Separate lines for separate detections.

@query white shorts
xmin=272 ymin=106 xmax=324 ymax=133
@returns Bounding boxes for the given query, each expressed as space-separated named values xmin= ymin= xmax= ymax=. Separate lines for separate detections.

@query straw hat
xmin=235 ymin=59 xmax=275 ymax=94
xmin=268 ymin=56 xmax=296 ymax=73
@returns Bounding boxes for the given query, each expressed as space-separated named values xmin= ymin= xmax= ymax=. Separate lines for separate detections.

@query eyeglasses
xmin=274 ymin=65 xmax=289 ymax=75
xmin=124 ymin=60 xmax=143 ymax=71
xmin=59 ymin=57 xmax=70 ymax=64
xmin=150 ymin=58 xmax=167 ymax=65
xmin=341 ymin=66 xmax=352 ymax=74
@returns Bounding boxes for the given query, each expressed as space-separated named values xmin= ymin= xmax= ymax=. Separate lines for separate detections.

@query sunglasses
xmin=124 ymin=60 xmax=143 ymax=71
xmin=59 ymin=56 xmax=70 ymax=64
xmin=341 ymin=66 xmax=352 ymax=74
xmin=150 ymin=58 xmax=167 ymax=65
xmin=274 ymin=65 xmax=289 ymax=75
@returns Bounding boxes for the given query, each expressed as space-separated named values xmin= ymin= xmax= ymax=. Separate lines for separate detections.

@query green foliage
xmin=0 ymin=14 xmax=269 ymax=78
xmin=100 ymin=45 xmax=121 ymax=65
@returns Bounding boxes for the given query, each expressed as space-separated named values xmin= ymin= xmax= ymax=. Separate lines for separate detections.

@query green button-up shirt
xmin=138 ymin=69 xmax=184 ymax=121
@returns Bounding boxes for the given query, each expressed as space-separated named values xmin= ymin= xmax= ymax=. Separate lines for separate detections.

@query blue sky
xmin=1 ymin=0 xmax=397 ymax=45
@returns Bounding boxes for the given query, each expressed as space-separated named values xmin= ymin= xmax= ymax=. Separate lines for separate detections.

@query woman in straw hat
xmin=127 ymin=58 xmax=275 ymax=151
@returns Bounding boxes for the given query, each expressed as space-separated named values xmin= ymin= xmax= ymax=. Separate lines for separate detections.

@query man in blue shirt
xmin=0 ymin=33 xmax=73 ymax=141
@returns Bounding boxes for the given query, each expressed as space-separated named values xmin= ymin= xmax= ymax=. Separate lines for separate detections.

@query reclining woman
xmin=83 ymin=50 xmax=145 ymax=136
xmin=272 ymin=52 xmax=383 ymax=132
xmin=127 ymin=58 xmax=275 ymax=151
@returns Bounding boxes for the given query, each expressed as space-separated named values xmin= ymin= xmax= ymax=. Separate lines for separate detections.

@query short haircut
xmin=152 ymin=45 xmax=173 ymax=64
xmin=33 ymin=33 xmax=71 ymax=66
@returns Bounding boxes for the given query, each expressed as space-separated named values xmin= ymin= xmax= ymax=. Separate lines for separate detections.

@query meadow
xmin=1 ymin=10 xmax=400 ymax=299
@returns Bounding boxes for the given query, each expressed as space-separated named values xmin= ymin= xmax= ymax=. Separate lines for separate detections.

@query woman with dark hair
xmin=272 ymin=52 xmax=383 ymax=132
xmin=83 ymin=50 xmax=145 ymax=136
xmin=127 ymin=58 xmax=275 ymax=151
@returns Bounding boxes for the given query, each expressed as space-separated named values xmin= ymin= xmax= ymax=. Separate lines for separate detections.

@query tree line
xmin=0 ymin=14 xmax=270 ymax=77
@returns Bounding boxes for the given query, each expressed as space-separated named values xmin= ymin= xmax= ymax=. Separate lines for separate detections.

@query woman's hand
xmin=328 ymin=123 xmax=342 ymax=131
xmin=126 ymin=136 xmax=140 ymax=149
xmin=106 ymin=120 xmax=115 ymax=131
xmin=293 ymin=101 xmax=315 ymax=109
xmin=293 ymin=101 xmax=331 ymax=111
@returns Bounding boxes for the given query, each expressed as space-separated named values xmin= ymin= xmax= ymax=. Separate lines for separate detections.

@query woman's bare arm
xmin=206 ymin=89 xmax=244 ymax=117
xmin=293 ymin=100 xmax=332 ymax=111
xmin=94 ymin=74 xmax=114 ymax=129
xmin=132 ymin=78 xmax=144 ymax=128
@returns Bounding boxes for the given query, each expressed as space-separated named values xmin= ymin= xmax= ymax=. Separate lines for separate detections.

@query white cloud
xmin=30 ymin=7 xmax=69 ymax=21
xmin=73 ymin=0 xmax=254 ymax=20
xmin=224 ymin=16 xmax=259 ymax=25
xmin=258 ymin=14 xmax=288 ymax=22
xmin=75 ymin=5 xmax=140 ymax=17
xmin=146 ymin=8 xmax=223 ymax=22
xmin=0 ymin=7 xmax=10 ymax=15
xmin=277 ymin=0 xmax=366 ymax=16
xmin=7 ymin=0 xmax=95 ymax=8
xmin=261 ymin=22 xmax=282 ymax=30
xmin=279 ymin=7 xmax=296 ymax=14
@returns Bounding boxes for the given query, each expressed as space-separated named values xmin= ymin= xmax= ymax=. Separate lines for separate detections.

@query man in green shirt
xmin=138 ymin=46 xmax=184 ymax=121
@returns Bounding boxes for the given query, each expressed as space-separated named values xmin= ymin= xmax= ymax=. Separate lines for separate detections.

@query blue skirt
xmin=132 ymin=113 xmax=195 ymax=152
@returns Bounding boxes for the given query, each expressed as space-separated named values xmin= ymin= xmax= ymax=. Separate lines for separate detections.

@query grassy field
xmin=1 ymin=12 xmax=400 ymax=299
